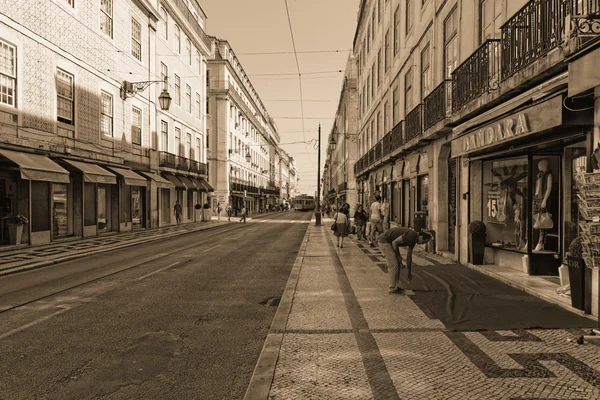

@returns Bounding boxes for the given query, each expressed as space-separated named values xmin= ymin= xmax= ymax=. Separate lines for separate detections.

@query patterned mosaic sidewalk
xmin=0 ymin=220 xmax=229 ymax=273
xmin=257 ymin=224 xmax=600 ymax=400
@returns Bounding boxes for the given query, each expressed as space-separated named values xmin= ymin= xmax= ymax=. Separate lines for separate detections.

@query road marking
xmin=231 ymin=234 xmax=243 ymax=240
xmin=135 ymin=262 xmax=180 ymax=281
xmin=203 ymin=244 xmax=222 ymax=252
xmin=0 ymin=305 xmax=71 ymax=340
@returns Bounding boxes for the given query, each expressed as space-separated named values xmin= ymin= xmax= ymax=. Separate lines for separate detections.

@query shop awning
xmin=0 ymin=149 xmax=70 ymax=183
xmin=203 ymin=180 xmax=215 ymax=192
xmin=189 ymin=177 xmax=207 ymax=192
xmin=194 ymin=178 xmax=214 ymax=192
xmin=162 ymin=174 xmax=187 ymax=190
xmin=103 ymin=166 xmax=147 ymax=186
xmin=137 ymin=171 xmax=174 ymax=189
xmin=59 ymin=159 xmax=117 ymax=184
xmin=177 ymin=175 xmax=196 ymax=190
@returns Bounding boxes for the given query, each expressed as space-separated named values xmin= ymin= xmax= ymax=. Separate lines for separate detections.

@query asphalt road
xmin=0 ymin=211 xmax=313 ymax=400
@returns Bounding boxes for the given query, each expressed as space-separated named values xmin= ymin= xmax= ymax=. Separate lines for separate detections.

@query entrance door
xmin=132 ymin=187 xmax=145 ymax=228
xmin=52 ymin=183 xmax=69 ymax=238
xmin=98 ymin=184 xmax=110 ymax=231
xmin=402 ymin=179 xmax=411 ymax=227
xmin=448 ymin=159 xmax=457 ymax=253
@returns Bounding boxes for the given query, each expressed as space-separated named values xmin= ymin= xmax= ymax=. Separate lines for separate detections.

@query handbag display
xmin=533 ymin=212 xmax=553 ymax=230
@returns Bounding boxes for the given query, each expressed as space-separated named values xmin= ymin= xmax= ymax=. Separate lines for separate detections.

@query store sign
xmin=451 ymin=96 xmax=563 ymax=157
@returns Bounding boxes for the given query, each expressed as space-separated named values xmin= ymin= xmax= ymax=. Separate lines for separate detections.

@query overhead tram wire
xmin=284 ymin=0 xmax=316 ymax=173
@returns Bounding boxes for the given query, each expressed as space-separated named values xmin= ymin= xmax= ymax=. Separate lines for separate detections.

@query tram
xmin=292 ymin=195 xmax=316 ymax=211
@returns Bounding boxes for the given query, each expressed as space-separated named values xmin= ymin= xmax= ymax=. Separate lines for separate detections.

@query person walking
xmin=381 ymin=198 xmax=390 ymax=230
xmin=368 ymin=195 xmax=384 ymax=247
xmin=216 ymin=202 xmax=222 ymax=220
xmin=354 ymin=205 xmax=368 ymax=240
xmin=174 ymin=200 xmax=183 ymax=225
xmin=226 ymin=203 xmax=232 ymax=221
xmin=240 ymin=205 xmax=247 ymax=223
xmin=378 ymin=227 xmax=432 ymax=293
xmin=333 ymin=208 xmax=349 ymax=248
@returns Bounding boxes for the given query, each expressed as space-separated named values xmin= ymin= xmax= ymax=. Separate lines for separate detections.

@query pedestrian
xmin=381 ymin=197 xmax=390 ymax=230
xmin=217 ymin=202 xmax=222 ymax=220
xmin=368 ymin=195 xmax=384 ymax=247
xmin=378 ymin=227 xmax=432 ymax=293
xmin=174 ymin=200 xmax=183 ymax=225
xmin=240 ymin=205 xmax=247 ymax=223
xmin=226 ymin=203 xmax=232 ymax=221
xmin=333 ymin=208 xmax=349 ymax=248
xmin=354 ymin=205 xmax=368 ymax=240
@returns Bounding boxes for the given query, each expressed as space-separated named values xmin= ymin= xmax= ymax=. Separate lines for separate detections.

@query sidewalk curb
xmin=464 ymin=262 xmax=597 ymax=322
xmin=0 ymin=222 xmax=229 ymax=277
xmin=243 ymin=219 xmax=312 ymax=400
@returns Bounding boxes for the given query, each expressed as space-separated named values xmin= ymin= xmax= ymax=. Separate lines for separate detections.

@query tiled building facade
xmin=0 ymin=0 xmax=211 ymax=246
xmin=350 ymin=0 xmax=600 ymax=314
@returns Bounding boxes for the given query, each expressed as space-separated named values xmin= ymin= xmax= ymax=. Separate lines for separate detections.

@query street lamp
xmin=315 ymin=124 xmax=322 ymax=226
xmin=120 ymin=79 xmax=172 ymax=111
xmin=245 ymin=151 xmax=252 ymax=163
xmin=329 ymin=136 xmax=337 ymax=151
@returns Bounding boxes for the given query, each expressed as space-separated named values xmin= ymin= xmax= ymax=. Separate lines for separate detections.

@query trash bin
xmin=567 ymin=255 xmax=585 ymax=311
xmin=414 ymin=211 xmax=427 ymax=233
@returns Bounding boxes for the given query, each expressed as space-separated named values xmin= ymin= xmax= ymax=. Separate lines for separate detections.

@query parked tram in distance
xmin=292 ymin=195 xmax=316 ymax=211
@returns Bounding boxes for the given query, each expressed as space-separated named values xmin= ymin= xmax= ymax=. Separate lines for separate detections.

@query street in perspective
xmin=2 ymin=0 xmax=600 ymax=399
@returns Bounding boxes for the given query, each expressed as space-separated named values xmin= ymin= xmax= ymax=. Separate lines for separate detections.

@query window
xmin=206 ymin=69 xmax=210 ymax=88
xmin=131 ymin=18 xmax=142 ymax=61
xmin=196 ymin=93 xmax=201 ymax=119
xmin=367 ymin=27 xmax=370 ymax=53
xmin=161 ymin=120 xmax=168 ymax=151
xmin=384 ymin=30 xmax=390 ymax=71
xmin=196 ymin=137 xmax=202 ymax=161
xmin=406 ymin=0 xmax=413 ymax=34
xmin=392 ymin=87 xmax=399 ymax=124
xmin=56 ymin=68 xmax=74 ymax=124
xmin=175 ymin=127 xmax=181 ymax=155
xmin=159 ymin=7 xmax=168 ymax=39
xmin=371 ymin=64 xmax=375 ymax=96
xmin=444 ymin=8 xmax=459 ymax=78
xmin=371 ymin=9 xmax=376 ymax=37
xmin=206 ymin=96 xmax=209 ymax=114
xmin=100 ymin=91 xmax=113 ymax=137
xmin=186 ymin=133 xmax=192 ymax=159
xmin=186 ymin=84 xmax=191 ymax=113
xmin=206 ymin=128 xmax=209 ymax=148
xmin=480 ymin=0 xmax=501 ymax=42
xmin=376 ymin=111 xmax=381 ymax=140
xmin=186 ymin=38 xmax=191 ymax=64
xmin=66 ymin=0 xmax=74 ymax=6
xmin=370 ymin=120 xmax=375 ymax=147
xmin=421 ymin=44 xmax=431 ymax=99
xmin=131 ymin=106 xmax=142 ymax=145
xmin=393 ymin=6 xmax=400 ymax=55
xmin=404 ymin=67 xmax=413 ymax=115
xmin=378 ymin=0 xmax=382 ymax=21
xmin=383 ymin=101 xmax=388 ymax=132
xmin=377 ymin=48 xmax=382 ymax=86
xmin=196 ymin=49 xmax=201 ymax=75
xmin=160 ymin=62 xmax=168 ymax=90
xmin=174 ymin=74 xmax=180 ymax=105
xmin=0 ymin=40 xmax=16 ymax=107
xmin=100 ymin=0 xmax=113 ymax=38
xmin=174 ymin=24 xmax=181 ymax=53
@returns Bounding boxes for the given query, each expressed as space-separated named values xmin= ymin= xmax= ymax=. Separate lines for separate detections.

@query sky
xmin=200 ymin=0 xmax=361 ymax=196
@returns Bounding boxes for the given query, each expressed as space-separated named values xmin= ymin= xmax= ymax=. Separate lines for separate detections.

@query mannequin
xmin=533 ymin=159 xmax=553 ymax=252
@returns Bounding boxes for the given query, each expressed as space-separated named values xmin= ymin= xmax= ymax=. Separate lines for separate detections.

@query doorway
xmin=448 ymin=159 xmax=457 ymax=253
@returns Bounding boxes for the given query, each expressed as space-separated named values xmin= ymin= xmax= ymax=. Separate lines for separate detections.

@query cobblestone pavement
xmin=253 ymin=223 xmax=600 ymax=400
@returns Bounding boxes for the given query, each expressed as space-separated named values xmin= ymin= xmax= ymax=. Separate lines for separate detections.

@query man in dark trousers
xmin=378 ymin=227 xmax=432 ymax=293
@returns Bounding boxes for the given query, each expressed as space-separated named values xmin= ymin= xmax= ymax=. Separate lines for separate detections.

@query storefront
xmin=104 ymin=166 xmax=148 ymax=231
xmin=136 ymin=171 xmax=174 ymax=229
xmin=452 ymin=93 xmax=593 ymax=275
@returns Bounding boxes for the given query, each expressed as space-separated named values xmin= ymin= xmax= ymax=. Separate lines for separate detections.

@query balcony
xmin=423 ymin=80 xmax=452 ymax=131
xmin=159 ymin=151 xmax=176 ymax=169
xmin=501 ymin=0 xmax=569 ymax=81
xmin=189 ymin=160 xmax=208 ymax=175
xmin=171 ymin=0 xmax=212 ymax=51
xmin=452 ymin=40 xmax=500 ymax=112
xmin=382 ymin=132 xmax=391 ymax=157
xmin=176 ymin=155 xmax=189 ymax=170
xmin=569 ymin=0 xmax=600 ymax=52
xmin=390 ymin=121 xmax=404 ymax=152
xmin=375 ymin=140 xmax=383 ymax=161
xmin=405 ymin=104 xmax=424 ymax=142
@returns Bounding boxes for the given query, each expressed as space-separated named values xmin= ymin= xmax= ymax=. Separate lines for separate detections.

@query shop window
xmin=417 ymin=175 xmax=428 ymax=213
xmin=531 ymin=155 xmax=560 ymax=254
xmin=483 ymin=157 xmax=528 ymax=252
xmin=132 ymin=187 xmax=142 ymax=227
xmin=120 ymin=183 xmax=131 ymax=223
xmin=52 ymin=183 xmax=69 ymax=237
xmin=161 ymin=188 xmax=170 ymax=223
xmin=84 ymin=182 xmax=96 ymax=226
xmin=187 ymin=190 xmax=194 ymax=220
xmin=564 ymin=143 xmax=587 ymax=261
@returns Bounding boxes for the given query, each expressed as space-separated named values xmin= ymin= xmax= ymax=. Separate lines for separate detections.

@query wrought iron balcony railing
xmin=405 ymin=104 xmax=424 ymax=142
xmin=176 ymin=155 xmax=189 ymax=170
xmin=452 ymin=40 xmax=501 ymax=112
xmin=382 ymin=131 xmax=392 ymax=157
xmin=159 ymin=151 xmax=176 ymax=169
xmin=501 ymin=0 xmax=569 ymax=81
xmin=423 ymin=80 xmax=452 ymax=131
xmin=375 ymin=140 xmax=383 ymax=161
xmin=391 ymin=121 xmax=404 ymax=152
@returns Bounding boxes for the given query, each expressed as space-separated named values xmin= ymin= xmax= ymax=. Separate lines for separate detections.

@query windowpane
xmin=404 ymin=68 xmax=412 ymax=115
xmin=56 ymin=68 xmax=74 ymax=124
xmin=174 ymin=74 xmax=181 ymax=105
xmin=160 ymin=63 xmax=168 ymax=90
xmin=159 ymin=7 xmax=168 ymax=39
xmin=101 ymin=91 xmax=113 ymax=137
xmin=131 ymin=18 xmax=142 ymax=61
xmin=186 ymin=84 xmax=191 ymax=113
xmin=421 ymin=45 xmax=431 ymax=99
xmin=406 ymin=0 xmax=413 ymax=33
xmin=196 ymin=93 xmax=201 ymax=119
xmin=100 ymin=0 xmax=113 ymax=37
xmin=174 ymin=25 xmax=181 ymax=53
xmin=132 ymin=106 xmax=142 ymax=145
xmin=186 ymin=39 xmax=191 ymax=64
xmin=0 ymin=40 xmax=16 ymax=107
xmin=161 ymin=120 xmax=168 ymax=151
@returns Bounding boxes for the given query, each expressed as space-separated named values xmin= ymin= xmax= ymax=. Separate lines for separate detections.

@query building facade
xmin=350 ymin=0 xmax=600 ymax=314
xmin=0 ymin=0 xmax=211 ymax=247
xmin=206 ymin=38 xmax=283 ymax=214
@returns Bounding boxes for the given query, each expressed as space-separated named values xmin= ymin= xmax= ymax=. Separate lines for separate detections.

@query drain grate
xmin=259 ymin=296 xmax=281 ymax=307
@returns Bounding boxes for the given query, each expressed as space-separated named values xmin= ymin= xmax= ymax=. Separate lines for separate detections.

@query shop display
xmin=532 ymin=160 xmax=554 ymax=252
xmin=575 ymin=171 xmax=600 ymax=268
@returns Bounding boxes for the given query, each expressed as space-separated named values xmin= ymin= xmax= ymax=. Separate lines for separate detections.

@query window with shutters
xmin=56 ymin=68 xmax=74 ymax=124
xmin=0 ymin=40 xmax=16 ymax=107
